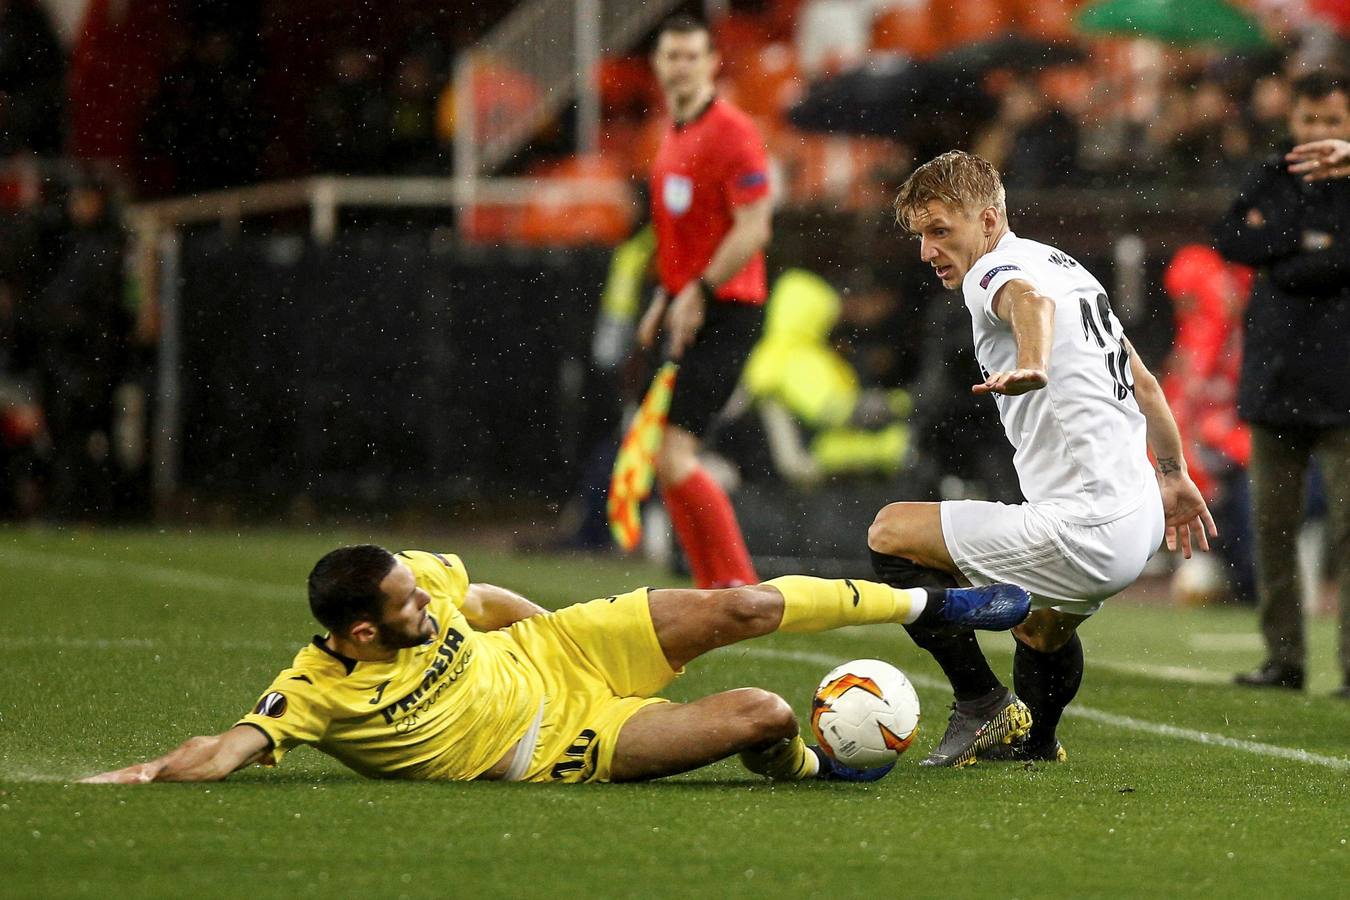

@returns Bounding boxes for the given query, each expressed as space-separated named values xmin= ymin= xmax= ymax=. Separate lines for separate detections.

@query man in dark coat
xmin=38 ymin=179 xmax=130 ymax=520
xmin=1213 ymin=71 xmax=1350 ymax=698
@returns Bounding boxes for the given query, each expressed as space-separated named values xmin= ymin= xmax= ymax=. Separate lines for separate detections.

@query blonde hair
xmin=893 ymin=151 xmax=1006 ymax=232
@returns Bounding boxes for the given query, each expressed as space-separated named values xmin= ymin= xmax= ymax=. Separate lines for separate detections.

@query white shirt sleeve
xmin=968 ymin=255 xmax=1041 ymax=326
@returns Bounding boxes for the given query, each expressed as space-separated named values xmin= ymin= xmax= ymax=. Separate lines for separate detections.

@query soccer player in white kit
xmin=868 ymin=152 xmax=1217 ymax=766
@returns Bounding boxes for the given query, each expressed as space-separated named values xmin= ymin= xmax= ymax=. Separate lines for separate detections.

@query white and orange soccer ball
xmin=811 ymin=659 xmax=921 ymax=771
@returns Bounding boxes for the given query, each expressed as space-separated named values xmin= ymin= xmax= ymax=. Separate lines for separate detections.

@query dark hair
xmin=307 ymin=545 xmax=397 ymax=634
xmin=656 ymin=14 xmax=712 ymax=47
xmin=1291 ymin=70 xmax=1346 ymax=102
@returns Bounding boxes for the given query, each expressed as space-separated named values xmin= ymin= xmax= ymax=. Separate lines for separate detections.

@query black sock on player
xmin=870 ymin=549 xmax=1004 ymax=702
xmin=905 ymin=626 xmax=1005 ymax=702
xmin=869 ymin=548 xmax=952 ymax=628
xmin=1013 ymin=632 xmax=1084 ymax=749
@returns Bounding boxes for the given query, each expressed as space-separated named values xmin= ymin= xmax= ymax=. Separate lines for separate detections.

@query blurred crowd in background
xmin=2 ymin=1 xmax=1346 ymax=197
xmin=1 ymin=0 xmax=1347 ymax=612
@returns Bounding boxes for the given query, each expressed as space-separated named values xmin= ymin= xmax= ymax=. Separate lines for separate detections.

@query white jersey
xmin=961 ymin=232 xmax=1154 ymax=525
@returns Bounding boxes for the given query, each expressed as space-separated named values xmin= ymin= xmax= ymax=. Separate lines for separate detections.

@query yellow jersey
xmin=237 ymin=551 xmax=543 ymax=780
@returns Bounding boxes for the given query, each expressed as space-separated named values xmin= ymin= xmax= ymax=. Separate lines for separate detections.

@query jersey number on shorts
xmin=1079 ymin=293 xmax=1134 ymax=402
xmin=550 ymin=729 xmax=598 ymax=781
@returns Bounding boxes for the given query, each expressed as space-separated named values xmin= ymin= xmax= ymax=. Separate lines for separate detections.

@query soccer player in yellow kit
xmin=82 ymin=546 xmax=1031 ymax=785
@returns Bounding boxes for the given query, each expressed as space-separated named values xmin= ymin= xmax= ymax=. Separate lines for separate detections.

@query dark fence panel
xmin=177 ymin=230 xmax=602 ymax=510
xmin=171 ymin=196 xmax=1222 ymax=532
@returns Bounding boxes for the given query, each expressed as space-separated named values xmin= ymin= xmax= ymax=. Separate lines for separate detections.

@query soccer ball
xmin=811 ymin=658 xmax=920 ymax=771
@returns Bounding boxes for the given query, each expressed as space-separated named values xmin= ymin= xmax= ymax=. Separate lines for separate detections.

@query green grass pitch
xmin=1 ymin=526 xmax=1346 ymax=898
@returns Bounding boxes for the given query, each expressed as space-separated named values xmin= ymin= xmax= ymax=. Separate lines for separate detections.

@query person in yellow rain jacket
xmin=742 ymin=268 xmax=910 ymax=484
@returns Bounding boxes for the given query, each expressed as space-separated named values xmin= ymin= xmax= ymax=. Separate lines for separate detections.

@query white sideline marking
xmin=0 ymin=636 xmax=294 ymax=652
xmin=1086 ymin=659 xmax=1230 ymax=686
xmin=835 ymin=624 xmax=1238 ymax=686
xmin=1065 ymin=707 xmax=1350 ymax=770
xmin=1190 ymin=633 xmax=1264 ymax=652
xmin=6 ymin=547 xmax=1344 ymax=771
xmin=721 ymin=646 xmax=1350 ymax=771
xmin=0 ymin=548 xmax=1264 ymax=685
xmin=977 ymin=642 xmax=1233 ymax=686
xmin=0 ymin=545 xmax=297 ymax=603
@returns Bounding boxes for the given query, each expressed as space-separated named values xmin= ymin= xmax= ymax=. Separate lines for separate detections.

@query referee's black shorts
xmin=666 ymin=300 xmax=763 ymax=437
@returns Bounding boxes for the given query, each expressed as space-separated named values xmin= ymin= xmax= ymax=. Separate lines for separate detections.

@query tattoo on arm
xmin=1157 ymin=456 xmax=1181 ymax=476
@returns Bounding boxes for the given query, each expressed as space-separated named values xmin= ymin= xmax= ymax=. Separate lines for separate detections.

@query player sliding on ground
xmin=82 ymin=547 xmax=1030 ymax=785
xmin=868 ymin=151 xmax=1217 ymax=767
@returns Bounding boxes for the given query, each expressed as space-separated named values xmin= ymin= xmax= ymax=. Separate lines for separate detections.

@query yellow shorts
xmin=501 ymin=587 xmax=680 ymax=783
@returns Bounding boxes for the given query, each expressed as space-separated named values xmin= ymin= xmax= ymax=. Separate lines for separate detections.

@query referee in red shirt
xmin=636 ymin=15 xmax=772 ymax=588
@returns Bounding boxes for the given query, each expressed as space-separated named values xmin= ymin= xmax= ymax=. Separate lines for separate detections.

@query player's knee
xmin=1013 ymin=616 xmax=1073 ymax=653
xmin=867 ymin=503 xmax=907 ymax=554
xmin=735 ymin=688 xmax=798 ymax=742
xmin=718 ymin=585 xmax=782 ymax=637
xmin=1013 ymin=627 xmax=1051 ymax=653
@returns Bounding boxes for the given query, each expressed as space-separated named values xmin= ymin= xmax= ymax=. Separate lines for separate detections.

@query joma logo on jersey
xmin=378 ymin=627 xmax=468 ymax=725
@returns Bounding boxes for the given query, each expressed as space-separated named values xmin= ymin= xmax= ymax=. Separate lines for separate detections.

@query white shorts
xmin=939 ymin=486 xmax=1165 ymax=617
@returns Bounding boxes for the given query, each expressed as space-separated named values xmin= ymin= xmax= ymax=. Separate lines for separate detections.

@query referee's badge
xmin=663 ymin=174 xmax=693 ymax=215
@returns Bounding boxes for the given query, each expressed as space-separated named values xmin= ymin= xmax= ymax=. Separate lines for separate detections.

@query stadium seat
xmin=518 ymin=155 xmax=633 ymax=247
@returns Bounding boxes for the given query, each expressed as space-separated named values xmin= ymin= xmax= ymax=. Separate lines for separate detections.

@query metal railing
xmin=453 ymin=0 xmax=683 ymax=179
xmin=129 ymin=175 xmax=633 ymax=243
xmin=128 ymin=174 xmax=636 ymax=510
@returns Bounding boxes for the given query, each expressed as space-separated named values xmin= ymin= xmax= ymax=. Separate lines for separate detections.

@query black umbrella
xmin=932 ymin=35 xmax=1087 ymax=77
xmin=787 ymin=56 xmax=991 ymax=142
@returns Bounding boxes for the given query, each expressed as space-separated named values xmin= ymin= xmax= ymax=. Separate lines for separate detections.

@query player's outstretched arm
xmin=462 ymin=583 xmax=549 ymax=631
xmin=1126 ymin=340 xmax=1217 ymax=558
xmin=1286 ymin=139 xmax=1350 ymax=181
xmin=974 ymin=278 xmax=1052 ymax=396
xmin=79 ymin=724 xmax=271 ymax=784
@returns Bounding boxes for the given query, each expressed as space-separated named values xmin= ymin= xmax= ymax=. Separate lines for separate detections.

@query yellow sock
xmin=739 ymin=735 xmax=820 ymax=780
xmin=766 ymin=575 xmax=926 ymax=633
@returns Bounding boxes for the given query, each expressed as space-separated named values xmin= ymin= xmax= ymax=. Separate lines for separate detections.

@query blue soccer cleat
xmin=941 ymin=583 xmax=1031 ymax=630
xmin=809 ymin=745 xmax=895 ymax=782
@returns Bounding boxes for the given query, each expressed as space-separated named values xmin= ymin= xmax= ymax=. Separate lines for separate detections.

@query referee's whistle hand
xmin=637 ymin=289 xmax=669 ymax=349
xmin=665 ymin=283 xmax=706 ymax=360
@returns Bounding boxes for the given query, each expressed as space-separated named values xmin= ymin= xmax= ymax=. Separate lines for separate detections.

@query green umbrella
xmin=1076 ymin=0 xmax=1269 ymax=50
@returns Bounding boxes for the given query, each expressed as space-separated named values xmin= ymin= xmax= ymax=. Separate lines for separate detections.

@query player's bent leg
xmin=868 ymin=501 xmax=1030 ymax=630
xmin=649 ymin=578 xmax=1029 ymax=672
xmin=867 ymin=506 xmax=1022 ymax=716
xmin=649 ymin=580 xmax=922 ymax=671
xmin=608 ymin=688 xmax=798 ymax=782
xmin=648 ymin=585 xmax=785 ymax=671
xmin=975 ymin=608 xmax=1088 ymax=764
xmin=867 ymin=501 xmax=959 ymax=574
xmin=1012 ymin=607 xmax=1087 ymax=653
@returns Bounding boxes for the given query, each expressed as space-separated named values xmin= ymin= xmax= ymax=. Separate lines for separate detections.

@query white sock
xmin=899 ymin=588 xmax=928 ymax=625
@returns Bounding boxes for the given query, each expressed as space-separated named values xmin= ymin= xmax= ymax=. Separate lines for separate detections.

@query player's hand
xmin=665 ymin=281 xmax=706 ymax=360
xmin=79 ymin=762 xmax=160 ymax=784
xmin=1158 ymin=470 xmax=1217 ymax=559
xmin=972 ymin=368 xmax=1048 ymax=396
xmin=636 ymin=288 xmax=668 ymax=350
xmin=1286 ymin=139 xmax=1350 ymax=182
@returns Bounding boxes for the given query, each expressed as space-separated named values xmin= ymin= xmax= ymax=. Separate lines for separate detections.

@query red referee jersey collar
xmin=674 ymin=93 xmax=718 ymax=131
